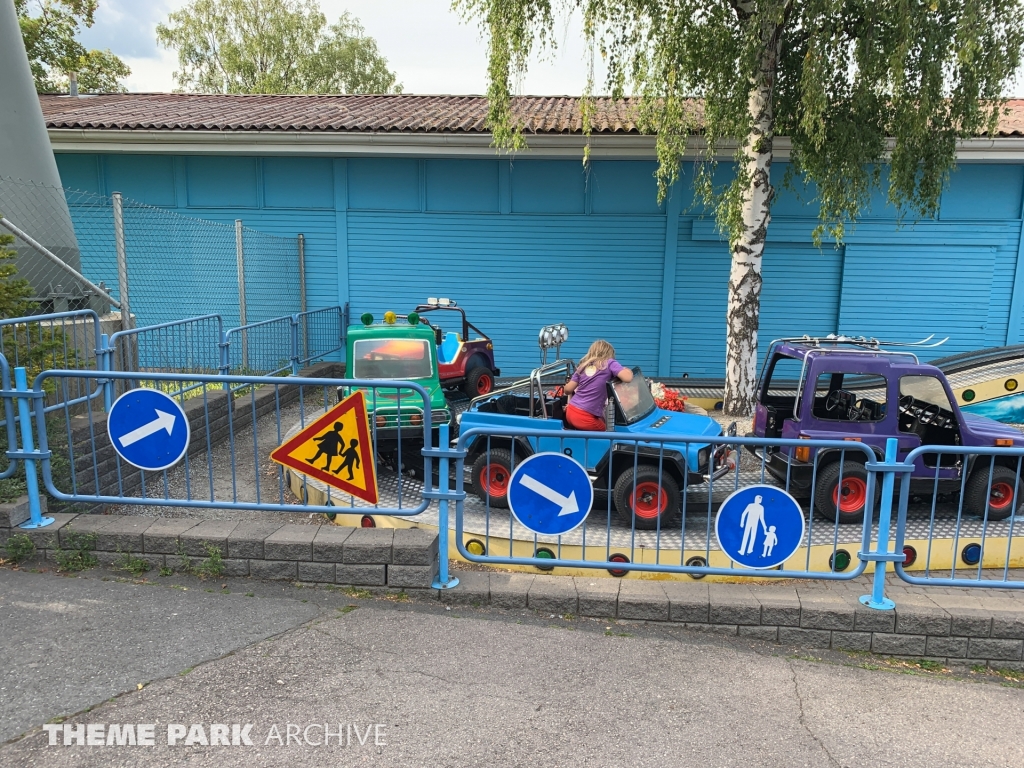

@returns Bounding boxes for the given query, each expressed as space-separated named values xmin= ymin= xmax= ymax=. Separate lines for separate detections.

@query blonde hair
xmin=578 ymin=340 xmax=616 ymax=371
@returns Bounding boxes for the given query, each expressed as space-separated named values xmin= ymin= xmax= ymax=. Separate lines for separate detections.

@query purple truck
xmin=749 ymin=336 xmax=1024 ymax=523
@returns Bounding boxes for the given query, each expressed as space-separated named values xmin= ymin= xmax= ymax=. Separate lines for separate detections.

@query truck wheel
xmin=464 ymin=367 xmax=494 ymax=398
xmin=965 ymin=465 xmax=1022 ymax=521
xmin=613 ymin=465 xmax=680 ymax=530
xmin=471 ymin=448 xmax=512 ymax=508
xmin=814 ymin=461 xmax=875 ymax=524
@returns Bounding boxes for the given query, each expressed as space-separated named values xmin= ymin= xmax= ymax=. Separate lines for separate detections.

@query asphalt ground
xmin=3 ymin=566 xmax=1024 ymax=767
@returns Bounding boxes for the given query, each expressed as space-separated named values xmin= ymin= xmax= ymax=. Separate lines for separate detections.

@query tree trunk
xmin=723 ymin=33 xmax=780 ymax=417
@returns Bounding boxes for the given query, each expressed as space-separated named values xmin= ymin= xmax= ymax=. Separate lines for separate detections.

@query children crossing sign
xmin=271 ymin=390 xmax=379 ymax=504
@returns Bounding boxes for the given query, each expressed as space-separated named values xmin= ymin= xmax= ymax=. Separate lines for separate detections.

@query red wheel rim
xmin=832 ymin=476 xmax=867 ymax=513
xmin=476 ymin=373 xmax=493 ymax=395
xmin=630 ymin=481 xmax=667 ymax=519
xmin=990 ymin=481 xmax=1016 ymax=510
xmin=480 ymin=464 xmax=509 ymax=497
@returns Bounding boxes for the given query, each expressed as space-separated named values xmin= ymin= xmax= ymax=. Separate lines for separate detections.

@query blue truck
xmin=457 ymin=361 xmax=734 ymax=529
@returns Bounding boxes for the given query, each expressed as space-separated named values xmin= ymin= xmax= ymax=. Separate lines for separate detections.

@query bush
xmin=53 ymin=531 xmax=98 ymax=572
xmin=4 ymin=532 xmax=36 ymax=564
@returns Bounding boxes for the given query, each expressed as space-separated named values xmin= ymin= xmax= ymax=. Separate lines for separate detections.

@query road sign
xmin=270 ymin=390 xmax=379 ymax=504
xmin=714 ymin=484 xmax=805 ymax=569
xmin=107 ymin=388 xmax=190 ymax=471
xmin=508 ymin=452 xmax=593 ymax=536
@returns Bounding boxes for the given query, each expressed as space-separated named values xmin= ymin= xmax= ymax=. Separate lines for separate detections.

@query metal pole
xmin=431 ymin=423 xmax=459 ymax=590
xmin=297 ymin=234 xmax=306 ymax=314
xmin=112 ymin=193 xmax=131 ymax=334
xmin=15 ymin=367 xmax=54 ymax=529
xmin=235 ymin=220 xmax=248 ymax=371
xmin=861 ymin=437 xmax=898 ymax=611
xmin=0 ymin=216 xmax=120 ymax=308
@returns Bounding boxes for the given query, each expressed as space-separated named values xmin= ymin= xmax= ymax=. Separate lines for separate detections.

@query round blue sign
xmin=507 ymin=452 xmax=594 ymax=536
xmin=714 ymin=485 xmax=805 ymax=569
xmin=106 ymin=388 xmax=190 ymax=471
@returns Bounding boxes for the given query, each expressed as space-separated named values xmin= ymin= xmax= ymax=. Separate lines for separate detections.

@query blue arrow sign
xmin=714 ymin=485 xmax=806 ymax=569
xmin=107 ymin=388 xmax=190 ymax=471
xmin=508 ymin=452 xmax=593 ymax=536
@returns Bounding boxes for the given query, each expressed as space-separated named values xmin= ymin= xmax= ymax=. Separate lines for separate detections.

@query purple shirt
xmin=569 ymin=359 xmax=624 ymax=417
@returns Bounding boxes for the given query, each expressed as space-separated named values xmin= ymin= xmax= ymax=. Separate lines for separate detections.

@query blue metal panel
xmin=941 ymin=164 xmax=1024 ymax=220
xmin=590 ymin=161 xmax=662 ymax=214
xmin=758 ymin=243 xmax=842 ymax=350
xmin=348 ymin=158 xmax=419 ymax=210
xmin=839 ymin=243 xmax=997 ymax=357
xmin=347 ymin=213 xmax=665 ymax=375
xmin=104 ymin=154 xmax=176 ymax=207
xmin=53 ymin=153 xmax=100 ymax=193
xmin=186 ymin=156 xmax=257 ymax=207
xmin=425 ymin=159 xmax=498 ymax=212
xmin=510 ymin=161 xmax=585 ymax=214
xmin=262 ymin=157 xmax=333 ymax=209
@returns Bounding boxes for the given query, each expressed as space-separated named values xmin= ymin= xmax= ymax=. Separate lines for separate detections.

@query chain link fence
xmin=0 ymin=176 xmax=303 ymax=331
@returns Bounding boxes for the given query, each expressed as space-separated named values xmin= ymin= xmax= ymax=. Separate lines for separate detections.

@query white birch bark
xmin=723 ymin=22 xmax=781 ymax=417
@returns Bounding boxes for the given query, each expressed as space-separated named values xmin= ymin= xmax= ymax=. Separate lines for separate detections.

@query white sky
xmin=77 ymin=0 xmax=606 ymax=95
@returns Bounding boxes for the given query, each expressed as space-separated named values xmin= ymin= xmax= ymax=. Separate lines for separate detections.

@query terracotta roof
xmin=37 ymin=93 xmax=1024 ymax=136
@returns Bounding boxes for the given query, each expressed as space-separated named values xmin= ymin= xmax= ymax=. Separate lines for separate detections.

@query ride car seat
xmin=438 ymin=332 xmax=462 ymax=364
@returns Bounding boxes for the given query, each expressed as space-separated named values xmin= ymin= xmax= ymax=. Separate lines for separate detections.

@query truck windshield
xmin=611 ymin=369 xmax=656 ymax=424
xmin=352 ymin=338 xmax=433 ymax=380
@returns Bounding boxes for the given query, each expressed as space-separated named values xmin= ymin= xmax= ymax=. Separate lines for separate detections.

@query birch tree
xmin=456 ymin=0 xmax=1024 ymax=415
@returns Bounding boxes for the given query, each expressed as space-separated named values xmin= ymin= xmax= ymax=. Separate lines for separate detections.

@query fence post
xmin=235 ymin=220 xmax=248 ymax=371
xmin=297 ymin=234 xmax=306 ymax=314
xmin=98 ymin=332 xmax=112 ymax=412
xmin=219 ymin=329 xmax=230 ymax=392
xmin=14 ymin=367 xmax=53 ymax=530
xmin=431 ymin=422 xmax=459 ymax=590
xmin=290 ymin=314 xmax=300 ymax=375
xmin=112 ymin=192 xmax=131 ymax=334
xmin=860 ymin=437 xmax=899 ymax=611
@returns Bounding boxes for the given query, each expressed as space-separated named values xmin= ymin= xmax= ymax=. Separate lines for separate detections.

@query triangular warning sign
xmin=271 ymin=390 xmax=379 ymax=504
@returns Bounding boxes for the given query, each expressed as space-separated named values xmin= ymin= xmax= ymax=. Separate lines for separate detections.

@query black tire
xmin=814 ymin=461 xmax=876 ymax=524
xmin=612 ymin=465 xmax=680 ymax=530
xmin=964 ymin=464 xmax=1023 ymax=521
xmin=471 ymin=447 xmax=513 ymax=508
xmin=464 ymin=366 xmax=494 ymax=398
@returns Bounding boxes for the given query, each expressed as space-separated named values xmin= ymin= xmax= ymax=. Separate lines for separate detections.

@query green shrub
xmin=54 ymin=531 xmax=98 ymax=572
xmin=4 ymin=532 xmax=36 ymax=564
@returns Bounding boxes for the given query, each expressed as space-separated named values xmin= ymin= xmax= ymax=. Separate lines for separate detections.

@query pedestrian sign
xmin=714 ymin=485 xmax=805 ymax=569
xmin=270 ymin=390 xmax=379 ymax=504
xmin=107 ymin=388 xmax=190 ymax=471
xmin=507 ymin=452 xmax=593 ymax=536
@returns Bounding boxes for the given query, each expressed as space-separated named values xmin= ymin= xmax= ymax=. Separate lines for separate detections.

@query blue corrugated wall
xmin=53 ymin=151 xmax=1024 ymax=377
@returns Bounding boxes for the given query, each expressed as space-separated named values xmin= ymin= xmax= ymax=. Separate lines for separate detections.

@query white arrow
xmin=117 ymin=409 xmax=176 ymax=448
xmin=519 ymin=474 xmax=579 ymax=517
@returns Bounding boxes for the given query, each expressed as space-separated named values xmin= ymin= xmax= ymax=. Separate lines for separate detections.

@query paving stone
xmin=298 ymin=561 xmax=335 ymax=583
xmin=342 ymin=528 xmax=394 ymax=564
xmin=779 ymin=628 xmax=832 ymax=648
xmin=989 ymin=611 xmax=1024 ymax=640
xmin=335 ymin=564 xmax=386 ymax=586
xmin=440 ymin=571 xmax=489 ymax=606
xmin=227 ymin=521 xmax=286 ymax=559
xmin=249 ymin=560 xmax=298 ymax=580
xmin=617 ymin=581 xmax=669 ymax=621
xmin=575 ymin=577 xmax=620 ymax=618
xmin=895 ymin=595 xmax=951 ymax=636
xmin=748 ymin=586 xmax=801 ymax=626
xmin=664 ymin=582 xmax=709 ymax=623
xmin=968 ymin=638 xmax=1024 ymax=661
xmin=219 ymin=558 xmax=249 ymax=578
xmin=0 ymin=496 xmax=32 ymax=528
xmin=831 ymin=631 xmax=873 ymax=652
xmin=926 ymin=636 xmax=969 ymax=658
xmin=871 ymin=633 xmax=927 ymax=656
xmin=13 ymin=512 xmax=75 ymax=550
xmin=528 ymin=576 xmax=578 ymax=615
xmin=388 ymin=562 xmax=436 ymax=589
xmin=708 ymin=584 xmax=761 ymax=625
xmin=739 ymin=625 xmax=779 ymax=642
xmin=853 ymin=604 xmax=896 ymax=633
xmin=798 ymin=591 xmax=855 ymax=631
xmin=179 ymin=520 xmax=238 ymax=557
xmin=92 ymin=516 xmax=156 ymax=552
xmin=312 ymin=526 xmax=355 ymax=562
xmin=392 ymin=528 xmax=438 ymax=565
xmin=142 ymin=519 xmax=200 ymax=554
xmin=685 ymin=623 xmax=738 ymax=635
xmin=59 ymin=514 xmax=117 ymax=547
xmin=263 ymin=525 xmax=317 ymax=561
xmin=489 ymin=573 xmax=535 ymax=609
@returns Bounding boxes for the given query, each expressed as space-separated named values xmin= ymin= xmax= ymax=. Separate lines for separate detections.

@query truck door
xmin=897 ymin=374 xmax=963 ymax=480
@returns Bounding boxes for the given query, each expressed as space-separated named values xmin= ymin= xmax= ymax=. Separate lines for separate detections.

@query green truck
xmin=340 ymin=311 xmax=452 ymax=478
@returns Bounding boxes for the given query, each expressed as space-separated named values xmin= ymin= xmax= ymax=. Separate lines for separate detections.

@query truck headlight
xmin=431 ymin=409 xmax=451 ymax=424
xmin=698 ymin=447 xmax=709 ymax=469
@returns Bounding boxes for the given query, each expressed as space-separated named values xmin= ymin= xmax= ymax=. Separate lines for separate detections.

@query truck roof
xmin=769 ymin=337 xmax=922 ymax=366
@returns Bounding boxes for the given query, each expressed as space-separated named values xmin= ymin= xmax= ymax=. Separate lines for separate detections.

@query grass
xmin=113 ymin=549 xmax=150 ymax=576
xmin=173 ymin=542 xmax=224 ymax=579
xmin=344 ymin=587 xmax=372 ymax=599
xmin=339 ymin=605 xmax=358 ymax=614
xmin=53 ymin=531 xmax=98 ymax=573
xmin=3 ymin=533 xmax=36 ymax=565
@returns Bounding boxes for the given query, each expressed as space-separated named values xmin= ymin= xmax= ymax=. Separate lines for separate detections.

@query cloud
xmin=76 ymin=0 xmax=178 ymax=60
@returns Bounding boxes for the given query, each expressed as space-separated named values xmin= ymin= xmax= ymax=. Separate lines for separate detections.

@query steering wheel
xmin=917 ymin=403 xmax=941 ymax=425
xmin=898 ymin=394 xmax=915 ymax=415
xmin=825 ymin=389 xmax=847 ymax=412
